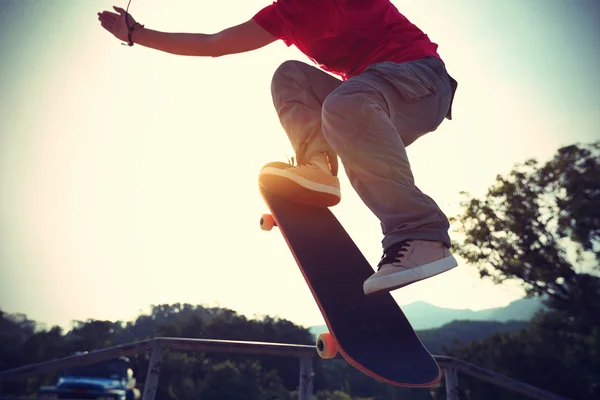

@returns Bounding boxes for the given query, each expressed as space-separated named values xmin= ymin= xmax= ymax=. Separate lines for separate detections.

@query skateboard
xmin=259 ymin=184 xmax=441 ymax=387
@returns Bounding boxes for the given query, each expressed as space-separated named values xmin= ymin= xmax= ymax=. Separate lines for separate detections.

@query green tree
xmin=0 ymin=310 xmax=66 ymax=396
xmin=451 ymin=141 xmax=600 ymax=325
xmin=67 ymin=319 xmax=123 ymax=351
xmin=200 ymin=360 xmax=290 ymax=400
xmin=448 ymin=141 xmax=600 ymax=399
xmin=315 ymin=390 xmax=353 ymax=400
xmin=442 ymin=311 xmax=600 ymax=400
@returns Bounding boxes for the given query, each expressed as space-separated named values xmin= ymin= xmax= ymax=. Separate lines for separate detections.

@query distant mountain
xmin=485 ymin=297 xmax=546 ymax=321
xmin=417 ymin=320 xmax=529 ymax=353
xmin=309 ymin=297 xmax=545 ymax=336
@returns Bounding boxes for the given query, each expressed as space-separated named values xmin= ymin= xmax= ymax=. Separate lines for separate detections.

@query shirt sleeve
xmin=253 ymin=2 xmax=293 ymax=47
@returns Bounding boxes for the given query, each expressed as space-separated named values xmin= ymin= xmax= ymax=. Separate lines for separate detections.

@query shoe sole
xmin=259 ymin=167 xmax=341 ymax=207
xmin=363 ymin=255 xmax=458 ymax=295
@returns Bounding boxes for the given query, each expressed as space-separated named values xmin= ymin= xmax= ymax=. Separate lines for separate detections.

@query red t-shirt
xmin=253 ymin=0 xmax=440 ymax=80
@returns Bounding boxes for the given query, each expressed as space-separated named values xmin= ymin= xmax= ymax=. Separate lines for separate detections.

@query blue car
xmin=38 ymin=356 xmax=141 ymax=400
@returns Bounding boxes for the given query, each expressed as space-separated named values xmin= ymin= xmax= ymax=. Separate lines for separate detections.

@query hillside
xmin=417 ymin=320 xmax=529 ymax=353
xmin=309 ymin=297 xmax=545 ymax=336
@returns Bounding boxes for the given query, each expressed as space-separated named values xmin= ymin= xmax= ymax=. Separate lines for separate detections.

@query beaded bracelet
xmin=127 ymin=22 xmax=145 ymax=47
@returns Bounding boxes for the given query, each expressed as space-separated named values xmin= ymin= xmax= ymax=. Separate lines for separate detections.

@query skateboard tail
xmin=340 ymin=348 xmax=441 ymax=388
xmin=260 ymin=197 xmax=441 ymax=388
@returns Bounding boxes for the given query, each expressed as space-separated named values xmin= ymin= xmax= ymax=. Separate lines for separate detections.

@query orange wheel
xmin=316 ymin=332 xmax=337 ymax=359
xmin=260 ymin=214 xmax=276 ymax=231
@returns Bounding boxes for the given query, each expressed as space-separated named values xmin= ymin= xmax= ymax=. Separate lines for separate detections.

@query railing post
xmin=298 ymin=357 xmax=313 ymax=400
xmin=444 ymin=366 xmax=459 ymax=400
xmin=142 ymin=341 xmax=164 ymax=400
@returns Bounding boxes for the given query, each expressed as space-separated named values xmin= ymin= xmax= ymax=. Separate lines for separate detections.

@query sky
xmin=0 ymin=0 xmax=598 ymax=332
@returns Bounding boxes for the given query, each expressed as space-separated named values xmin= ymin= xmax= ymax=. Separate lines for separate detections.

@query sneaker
xmin=363 ymin=240 xmax=458 ymax=295
xmin=259 ymin=154 xmax=341 ymax=207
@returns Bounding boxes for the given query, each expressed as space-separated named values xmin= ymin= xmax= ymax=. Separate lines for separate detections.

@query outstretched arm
xmin=98 ymin=6 xmax=277 ymax=57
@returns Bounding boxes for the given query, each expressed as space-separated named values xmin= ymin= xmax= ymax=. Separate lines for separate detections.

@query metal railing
xmin=0 ymin=337 xmax=570 ymax=400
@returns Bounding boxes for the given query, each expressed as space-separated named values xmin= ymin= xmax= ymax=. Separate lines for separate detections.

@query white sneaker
xmin=259 ymin=155 xmax=341 ymax=207
xmin=364 ymin=240 xmax=458 ymax=295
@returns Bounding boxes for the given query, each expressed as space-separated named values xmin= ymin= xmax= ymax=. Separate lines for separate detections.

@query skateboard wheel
xmin=316 ymin=332 xmax=337 ymax=359
xmin=260 ymin=214 xmax=276 ymax=231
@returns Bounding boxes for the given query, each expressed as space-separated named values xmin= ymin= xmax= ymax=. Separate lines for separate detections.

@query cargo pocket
xmin=365 ymin=59 xmax=441 ymax=102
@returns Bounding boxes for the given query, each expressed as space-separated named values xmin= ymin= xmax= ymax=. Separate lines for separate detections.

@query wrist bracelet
xmin=127 ymin=22 xmax=145 ymax=47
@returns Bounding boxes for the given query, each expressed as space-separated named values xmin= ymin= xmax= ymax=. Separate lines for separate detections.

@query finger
xmin=113 ymin=6 xmax=126 ymax=15
xmin=98 ymin=15 xmax=116 ymax=28
xmin=98 ymin=17 xmax=113 ymax=28
xmin=98 ymin=14 xmax=118 ymax=27
xmin=100 ymin=21 xmax=112 ymax=32
xmin=98 ymin=11 xmax=119 ymax=18
xmin=98 ymin=13 xmax=117 ymax=24
xmin=97 ymin=18 xmax=114 ymax=30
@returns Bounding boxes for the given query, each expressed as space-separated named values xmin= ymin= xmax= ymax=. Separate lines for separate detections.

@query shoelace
xmin=286 ymin=153 xmax=334 ymax=173
xmin=286 ymin=155 xmax=297 ymax=166
xmin=377 ymin=240 xmax=412 ymax=270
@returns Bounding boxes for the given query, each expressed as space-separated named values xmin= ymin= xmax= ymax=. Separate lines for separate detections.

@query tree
xmin=67 ymin=319 xmax=123 ymax=351
xmin=447 ymin=141 xmax=600 ymax=399
xmin=451 ymin=141 xmax=600 ymax=325
xmin=198 ymin=360 xmax=290 ymax=400
xmin=442 ymin=311 xmax=600 ymax=400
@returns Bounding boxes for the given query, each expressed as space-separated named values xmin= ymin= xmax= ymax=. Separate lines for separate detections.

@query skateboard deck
xmin=259 ymin=185 xmax=441 ymax=387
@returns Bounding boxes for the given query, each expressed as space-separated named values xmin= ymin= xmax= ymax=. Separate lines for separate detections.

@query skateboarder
xmin=98 ymin=0 xmax=459 ymax=295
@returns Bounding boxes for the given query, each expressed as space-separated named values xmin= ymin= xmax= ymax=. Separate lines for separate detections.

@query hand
xmin=97 ymin=6 xmax=138 ymax=43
